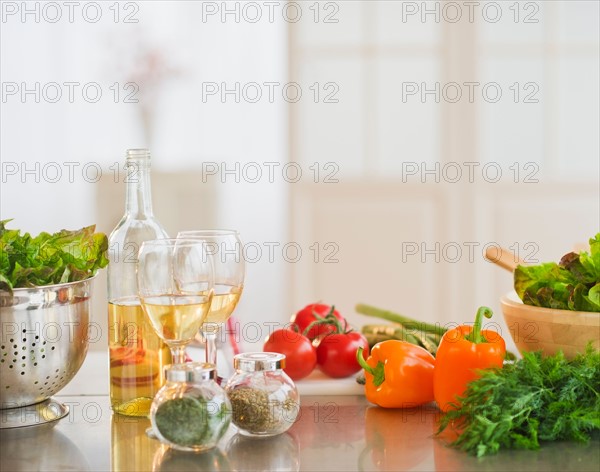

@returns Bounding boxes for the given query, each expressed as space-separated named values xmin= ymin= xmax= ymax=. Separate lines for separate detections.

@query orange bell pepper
xmin=357 ymin=340 xmax=435 ymax=408
xmin=433 ymin=306 xmax=506 ymax=412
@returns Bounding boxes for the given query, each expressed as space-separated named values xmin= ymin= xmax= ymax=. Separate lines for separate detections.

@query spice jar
xmin=224 ymin=352 xmax=300 ymax=437
xmin=150 ymin=363 xmax=231 ymax=452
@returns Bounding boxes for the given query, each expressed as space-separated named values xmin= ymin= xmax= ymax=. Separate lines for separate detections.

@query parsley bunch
xmin=437 ymin=345 xmax=600 ymax=457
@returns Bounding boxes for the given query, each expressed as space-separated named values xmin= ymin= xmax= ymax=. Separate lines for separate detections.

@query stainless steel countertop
xmin=1 ymin=353 xmax=598 ymax=472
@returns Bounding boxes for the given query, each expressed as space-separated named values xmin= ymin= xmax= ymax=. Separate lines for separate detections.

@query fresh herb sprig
xmin=437 ymin=345 xmax=600 ymax=457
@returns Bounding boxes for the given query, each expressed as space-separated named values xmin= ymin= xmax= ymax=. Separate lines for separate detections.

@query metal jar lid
xmin=233 ymin=352 xmax=286 ymax=372
xmin=165 ymin=362 xmax=216 ymax=382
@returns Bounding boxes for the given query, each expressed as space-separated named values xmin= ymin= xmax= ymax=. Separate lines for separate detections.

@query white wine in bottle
xmin=107 ymin=149 xmax=171 ymax=416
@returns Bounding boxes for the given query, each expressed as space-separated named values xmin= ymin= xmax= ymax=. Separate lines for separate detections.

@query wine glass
xmin=137 ymin=239 xmax=214 ymax=365
xmin=177 ymin=230 xmax=245 ymax=368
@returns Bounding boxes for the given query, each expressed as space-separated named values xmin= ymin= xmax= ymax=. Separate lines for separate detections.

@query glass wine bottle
xmin=107 ymin=149 xmax=171 ymax=416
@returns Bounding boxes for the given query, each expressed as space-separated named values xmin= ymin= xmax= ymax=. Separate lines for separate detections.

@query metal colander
xmin=0 ymin=278 xmax=93 ymax=409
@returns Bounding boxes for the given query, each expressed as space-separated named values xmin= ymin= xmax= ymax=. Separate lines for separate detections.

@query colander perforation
xmin=1 ymin=279 xmax=92 ymax=408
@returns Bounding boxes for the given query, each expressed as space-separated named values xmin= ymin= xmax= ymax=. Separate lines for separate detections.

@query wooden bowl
xmin=500 ymin=291 xmax=600 ymax=359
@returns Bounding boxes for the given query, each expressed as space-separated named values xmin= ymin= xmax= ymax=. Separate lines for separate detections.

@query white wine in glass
xmin=205 ymin=285 xmax=243 ymax=323
xmin=142 ymin=294 xmax=212 ymax=345
xmin=137 ymin=239 xmax=214 ymax=365
xmin=177 ymin=230 xmax=245 ymax=369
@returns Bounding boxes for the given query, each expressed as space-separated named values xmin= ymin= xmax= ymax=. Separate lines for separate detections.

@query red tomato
xmin=291 ymin=303 xmax=345 ymax=340
xmin=263 ymin=328 xmax=317 ymax=380
xmin=316 ymin=332 xmax=370 ymax=378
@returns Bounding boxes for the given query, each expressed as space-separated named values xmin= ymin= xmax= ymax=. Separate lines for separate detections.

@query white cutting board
xmin=295 ymin=370 xmax=365 ymax=396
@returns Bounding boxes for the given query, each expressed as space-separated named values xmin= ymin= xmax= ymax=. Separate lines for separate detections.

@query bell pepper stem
xmin=356 ymin=347 xmax=372 ymax=373
xmin=467 ymin=306 xmax=494 ymax=344
xmin=357 ymin=347 xmax=386 ymax=387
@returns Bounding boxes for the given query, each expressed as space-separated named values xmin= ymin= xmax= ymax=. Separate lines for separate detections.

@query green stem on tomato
xmin=356 ymin=347 xmax=385 ymax=387
xmin=303 ymin=305 xmax=348 ymax=336
xmin=466 ymin=306 xmax=494 ymax=344
xmin=356 ymin=304 xmax=446 ymax=336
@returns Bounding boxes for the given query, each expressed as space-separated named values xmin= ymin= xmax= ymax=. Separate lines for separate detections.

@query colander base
xmin=0 ymin=398 xmax=69 ymax=429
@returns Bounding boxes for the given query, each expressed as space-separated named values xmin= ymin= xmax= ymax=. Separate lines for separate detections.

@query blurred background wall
xmin=1 ymin=1 xmax=598 ymax=352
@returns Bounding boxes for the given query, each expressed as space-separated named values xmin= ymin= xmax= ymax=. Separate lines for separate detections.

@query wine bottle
xmin=107 ymin=149 xmax=171 ymax=416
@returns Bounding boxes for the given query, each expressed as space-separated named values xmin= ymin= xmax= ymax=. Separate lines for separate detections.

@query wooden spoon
xmin=484 ymin=246 xmax=526 ymax=273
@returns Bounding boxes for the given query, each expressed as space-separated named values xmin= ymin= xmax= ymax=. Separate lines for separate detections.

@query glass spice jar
xmin=224 ymin=352 xmax=300 ymax=437
xmin=150 ymin=363 xmax=231 ymax=452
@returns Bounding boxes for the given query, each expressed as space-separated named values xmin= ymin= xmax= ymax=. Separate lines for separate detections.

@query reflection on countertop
xmin=226 ymin=432 xmax=300 ymax=471
xmin=1 ymin=422 xmax=90 ymax=472
xmin=1 ymin=394 xmax=598 ymax=472
xmin=152 ymin=445 xmax=231 ymax=472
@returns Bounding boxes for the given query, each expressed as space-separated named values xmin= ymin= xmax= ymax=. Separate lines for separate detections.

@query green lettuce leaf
xmin=514 ymin=234 xmax=600 ymax=313
xmin=0 ymin=219 xmax=109 ymax=292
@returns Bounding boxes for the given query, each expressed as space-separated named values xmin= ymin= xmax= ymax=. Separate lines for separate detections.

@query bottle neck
xmin=125 ymin=155 xmax=154 ymax=218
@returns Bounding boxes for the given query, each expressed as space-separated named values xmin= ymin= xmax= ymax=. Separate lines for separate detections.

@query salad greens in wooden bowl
xmin=501 ymin=233 xmax=600 ymax=360
xmin=514 ymin=233 xmax=600 ymax=313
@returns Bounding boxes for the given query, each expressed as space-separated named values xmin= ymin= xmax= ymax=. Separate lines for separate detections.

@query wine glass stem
xmin=203 ymin=328 xmax=218 ymax=366
xmin=171 ymin=346 xmax=187 ymax=365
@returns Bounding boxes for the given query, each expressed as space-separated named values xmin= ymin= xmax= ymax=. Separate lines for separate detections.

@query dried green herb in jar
xmin=229 ymin=387 xmax=297 ymax=434
xmin=154 ymin=396 xmax=227 ymax=447
xmin=151 ymin=362 xmax=231 ymax=452
xmin=225 ymin=353 xmax=300 ymax=437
